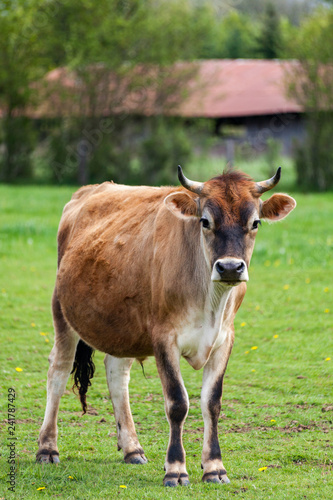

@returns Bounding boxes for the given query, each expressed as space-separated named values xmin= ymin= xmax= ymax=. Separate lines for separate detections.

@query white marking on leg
xmin=39 ymin=329 xmax=78 ymax=452
xmin=104 ymin=355 xmax=144 ymax=459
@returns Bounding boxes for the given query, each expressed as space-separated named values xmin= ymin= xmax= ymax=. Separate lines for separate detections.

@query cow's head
xmin=165 ymin=166 xmax=296 ymax=286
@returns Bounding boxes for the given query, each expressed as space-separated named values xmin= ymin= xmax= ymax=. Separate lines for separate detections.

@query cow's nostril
xmin=216 ymin=261 xmax=225 ymax=274
xmin=237 ymin=262 xmax=245 ymax=273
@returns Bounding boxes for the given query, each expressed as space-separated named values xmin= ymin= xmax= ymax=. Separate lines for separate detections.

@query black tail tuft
xmin=71 ymin=340 xmax=95 ymax=414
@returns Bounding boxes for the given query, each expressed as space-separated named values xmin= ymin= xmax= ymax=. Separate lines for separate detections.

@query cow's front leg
xmin=201 ymin=334 xmax=234 ymax=484
xmin=154 ymin=342 xmax=190 ymax=487
xmin=104 ymin=355 xmax=147 ymax=464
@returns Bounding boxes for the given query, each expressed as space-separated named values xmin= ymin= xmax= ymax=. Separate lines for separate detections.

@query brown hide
xmin=57 ymin=182 xmax=209 ymax=357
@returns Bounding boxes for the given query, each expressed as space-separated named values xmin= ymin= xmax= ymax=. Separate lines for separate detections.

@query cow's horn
xmin=178 ymin=165 xmax=204 ymax=195
xmin=256 ymin=167 xmax=281 ymax=194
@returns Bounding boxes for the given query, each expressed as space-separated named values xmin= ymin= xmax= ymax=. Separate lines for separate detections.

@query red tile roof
xmin=33 ymin=59 xmax=303 ymax=119
xmin=176 ymin=59 xmax=302 ymax=118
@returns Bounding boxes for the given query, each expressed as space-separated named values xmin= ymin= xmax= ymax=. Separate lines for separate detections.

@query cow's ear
xmin=260 ymin=193 xmax=296 ymax=221
xmin=164 ymin=192 xmax=198 ymax=220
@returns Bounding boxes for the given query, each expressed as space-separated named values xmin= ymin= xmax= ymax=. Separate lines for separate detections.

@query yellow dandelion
xmin=251 ymin=346 xmax=258 ymax=350
xmin=264 ymin=260 xmax=271 ymax=267
xmin=15 ymin=367 xmax=23 ymax=372
xmin=270 ymin=419 xmax=276 ymax=423
xmin=283 ymin=284 xmax=290 ymax=290
xmin=68 ymin=476 xmax=73 ymax=479
xmin=255 ymin=305 xmax=260 ymax=311
xmin=305 ymin=278 xmax=311 ymax=284
xmin=324 ymin=309 xmax=330 ymax=314
xmin=258 ymin=467 xmax=268 ymax=472
xmin=36 ymin=486 xmax=46 ymax=490
xmin=324 ymin=287 xmax=329 ymax=293
xmin=31 ymin=322 xmax=36 ymax=327
xmin=245 ymin=351 xmax=249 ymax=354
xmin=325 ymin=357 xmax=331 ymax=361
xmin=240 ymin=322 xmax=246 ymax=327
xmin=40 ymin=332 xmax=46 ymax=336
xmin=119 ymin=485 xmax=127 ymax=489
xmin=273 ymin=334 xmax=279 ymax=339
xmin=45 ymin=338 xmax=49 ymax=343
xmin=251 ymin=369 xmax=256 ymax=372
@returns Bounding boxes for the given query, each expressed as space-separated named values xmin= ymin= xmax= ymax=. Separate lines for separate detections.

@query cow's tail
xmin=71 ymin=340 xmax=95 ymax=414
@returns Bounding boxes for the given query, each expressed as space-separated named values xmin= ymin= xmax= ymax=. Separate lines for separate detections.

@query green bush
xmin=38 ymin=116 xmax=193 ymax=185
xmin=294 ymin=112 xmax=333 ymax=191
xmin=138 ymin=119 xmax=192 ymax=185
xmin=38 ymin=117 xmax=133 ymax=185
xmin=0 ymin=117 xmax=36 ymax=182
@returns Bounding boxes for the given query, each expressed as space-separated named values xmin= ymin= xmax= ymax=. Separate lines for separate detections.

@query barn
xmin=34 ymin=59 xmax=305 ymax=164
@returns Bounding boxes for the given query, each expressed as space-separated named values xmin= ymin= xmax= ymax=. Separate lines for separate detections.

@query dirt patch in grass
xmin=322 ymin=405 xmax=333 ymax=412
xmin=227 ymin=421 xmax=331 ymax=434
xmin=3 ymin=418 xmax=35 ymax=424
xmin=185 ymin=420 xmax=331 ymax=435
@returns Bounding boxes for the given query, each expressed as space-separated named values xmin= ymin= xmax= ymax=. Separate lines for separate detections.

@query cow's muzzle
xmin=212 ymin=258 xmax=249 ymax=285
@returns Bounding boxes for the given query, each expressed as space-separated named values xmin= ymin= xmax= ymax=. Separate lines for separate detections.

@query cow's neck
xmin=209 ymin=281 xmax=232 ymax=314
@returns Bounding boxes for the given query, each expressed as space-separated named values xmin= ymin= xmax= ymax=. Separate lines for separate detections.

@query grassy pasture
xmin=0 ymin=178 xmax=332 ymax=499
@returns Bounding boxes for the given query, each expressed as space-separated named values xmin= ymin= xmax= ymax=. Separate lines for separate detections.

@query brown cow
xmin=37 ymin=167 xmax=296 ymax=486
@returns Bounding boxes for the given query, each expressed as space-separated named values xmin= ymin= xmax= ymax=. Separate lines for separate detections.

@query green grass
xmin=0 ymin=180 xmax=332 ymax=499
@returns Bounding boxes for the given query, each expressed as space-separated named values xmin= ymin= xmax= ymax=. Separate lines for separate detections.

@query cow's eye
xmin=252 ymin=219 xmax=261 ymax=230
xmin=200 ymin=217 xmax=210 ymax=229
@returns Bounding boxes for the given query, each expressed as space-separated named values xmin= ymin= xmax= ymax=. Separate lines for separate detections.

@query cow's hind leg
xmin=104 ymin=355 xmax=147 ymax=464
xmin=37 ymin=291 xmax=78 ymax=464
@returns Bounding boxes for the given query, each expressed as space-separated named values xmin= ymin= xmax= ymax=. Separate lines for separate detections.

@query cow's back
xmin=57 ymin=183 xmax=101 ymax=263
xmin=58 ymin=182 xmax=173 ymax=260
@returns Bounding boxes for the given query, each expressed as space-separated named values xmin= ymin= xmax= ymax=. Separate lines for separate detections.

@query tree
xmin=256 ymin=2 xmax=282 ymax=59
xmin=0 ymin=0 xmax=217 ymax=184
xmin=0 ymin=0 xmax=49 ymax=181
xmin=37 ymin=0 xmax=211 ymax=184
xmin=287 ymin=7 xmax=333 ymax=190
xmin=236 ymin=0 xmax=315 ymax=25
xmin=221 ymin=12 xmax=258 ymax=59
xmin=198 ymin=10 xmax=259 ymax=60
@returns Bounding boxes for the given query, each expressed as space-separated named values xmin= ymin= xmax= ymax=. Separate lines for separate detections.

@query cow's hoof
xmin=163 ymin=473 xmax=190 ymax=487
xmin=221 ymin=474 xmax=230 ymax=484
xmin=179 ymin=473 xmax=190 ymax=486
xmin=205 ymin=476 xmax=221 ymax=484
xmin=36 ymin=449 xmax=60 ymax=464
xmin=202 ymin=470 xmax=230 ymax=484
xmin=124 ymin=451 xmax=147 ymax=464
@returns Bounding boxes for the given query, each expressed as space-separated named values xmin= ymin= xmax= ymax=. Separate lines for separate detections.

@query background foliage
xmin=0 ymin=0 xmax=333 ymax=188
xmin=287 ymin=7 xmax=333 ymax=190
